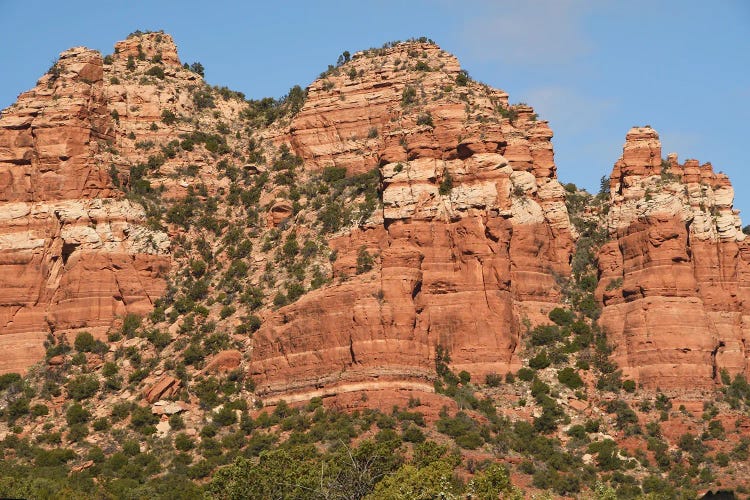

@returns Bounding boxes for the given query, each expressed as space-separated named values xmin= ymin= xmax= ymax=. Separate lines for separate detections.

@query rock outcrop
xmin=0 ymin=46 xmax=169 ymax=373
xmin=250 ymin=42 xmax=574 ymax=401
xmin=596 ymin=127 xmax=750 ymax=389
xmin=113 ymin=31 xmax=182 ymax=68
xmin=143 ymin=375 xmax=181 ymax=403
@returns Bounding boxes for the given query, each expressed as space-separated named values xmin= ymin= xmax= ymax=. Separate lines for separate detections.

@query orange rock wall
xmin=597 ymin=127 xmax=750 ymax=389
xmin=251 ymin=43 xmax=574 ymax=400
xmin=0 ymin=46 xmax=169 ymax=373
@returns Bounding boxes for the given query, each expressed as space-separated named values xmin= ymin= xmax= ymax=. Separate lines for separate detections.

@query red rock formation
xmin=143 ymin=375 xmax=181 ymax=403
xmin=597 ymin=127 xmax=750 ymax=389
xmin=203 ymin=349 xmax=242 ymax=374
xmin=104 ymin=33 xmax=246 ymax=202
xmin=0 ymin=46 xmax=169 ymax=374
xmin=250 ymin=42 xmax=574 ymax=401
xmin=113 ymin=32 xmax=181 ymax=67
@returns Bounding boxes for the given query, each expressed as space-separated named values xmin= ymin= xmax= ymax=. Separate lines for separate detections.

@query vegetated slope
xmin=0 ymin=31 xmax=748 ymax=499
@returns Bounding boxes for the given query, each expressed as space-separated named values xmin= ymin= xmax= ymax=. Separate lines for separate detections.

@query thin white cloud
xmin=459 ymin=0 xmax=597 ymax=65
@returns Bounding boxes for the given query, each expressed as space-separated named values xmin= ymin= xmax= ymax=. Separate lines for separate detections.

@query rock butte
xmin=0 ymin=45 xmax=169 ymax=373
xmin=596 ymin=126 xmax=750 ymax=389
xmin=252 ymin=43 xmax=573 ymax=401
xmin=0 ymin=33 xmax=747 ymax=401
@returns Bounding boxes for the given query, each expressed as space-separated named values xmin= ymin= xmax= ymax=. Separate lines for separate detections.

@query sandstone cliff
xmin=2 ymin=34 xmax=750 ymax=497
xmin=596 ymin=127 xmax=750 ymax=389
xmin=250 ymin=42 xmax=574 ymax=400
xmin=0 ymin=45 xmax=169 ymax=373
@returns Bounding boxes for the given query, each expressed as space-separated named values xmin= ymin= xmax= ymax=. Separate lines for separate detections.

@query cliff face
xmin=250 ymin=43 xmax=574 ymax=400
xmin=2 ymin=33 xmax=749 ymax=401
xmin=0 ymin=46 xmax=169 ymax=373
xmin=596 ymin=127 xmax=750 ymax=389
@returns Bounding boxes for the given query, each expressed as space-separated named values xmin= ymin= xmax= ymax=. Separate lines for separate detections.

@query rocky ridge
xmin=597 ymin=126 xmax=750 ymax=389
xmin=249 ymin=42 xmax=575 ymax=400
xmin=0 ymin=45 xmax=169 ymax=373
xmin=0 ymin=32 xmax=748 ymax=498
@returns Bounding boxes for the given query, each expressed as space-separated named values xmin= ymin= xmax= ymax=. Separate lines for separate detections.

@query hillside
xmin=0 ymin=31 xmax=748 ymax=499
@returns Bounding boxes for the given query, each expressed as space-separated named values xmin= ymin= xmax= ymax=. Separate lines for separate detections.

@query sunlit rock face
xmin=0 ymin=45 xmax=169 ymax=373
xmin=596 ymin=127 xmax=750 ymax=389
xmin=250 ymin=42 xmax=574 ymax=401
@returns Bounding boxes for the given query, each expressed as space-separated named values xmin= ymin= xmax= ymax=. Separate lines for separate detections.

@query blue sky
xmin=2 ymin=0 xmax=749 ymax=217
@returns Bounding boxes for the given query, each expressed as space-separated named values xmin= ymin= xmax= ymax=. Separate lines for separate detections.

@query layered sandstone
xmin=0 ymin=46 xmax=169 ymax=373
xmin=596 ymin=127 xmax=750 ymax=389
xmin=251 ymin=42 xmax=574 ymax=400
xmin=104 ymin=33 xmax=246 ymax=201
xmin=113 ymin=31 xmax=182 ymax=68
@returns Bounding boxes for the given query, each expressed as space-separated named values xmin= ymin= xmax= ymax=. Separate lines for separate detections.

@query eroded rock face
xmin=251 ymin=43 xmax=574 ymax=401
xmin=596 ymin=127 xmax=750 ymax=389
xmin=113 ymin=32 xmax=181 ymax=67
xmin=0 ymin=46 xmax=169 ymax=373
xmin=285 ymin=43 xmax=556 ymax=180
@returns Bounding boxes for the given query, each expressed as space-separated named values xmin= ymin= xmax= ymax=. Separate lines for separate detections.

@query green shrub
xmin=74 ymin=331 xmax=96 ymax=352
xmin=548 ymin=308 xmax=575 ymax=326
xmin=528 ymin=350 xmax=551 ymax=370
xmin=596 ymin=370 xmax=623 ymax=392
xmin=67 ymin=375 xmax=99 ymax=400
xmin=175 ymin=433 xmax=195 ymax=451
xmin=401 ymin=86 xmax=417 ymax=106
xmin=93 ymin=417 xmax=110 ymax=431
xmin=400 ymin=424 xmax=425 ymax=443
xmin=557 ymin=367 xmax=583 ymax=390
xmin=161 ymin=109 xmax=177 ymax=125
xmin=183 ymin=343 xmax=205 ymax=366
xmin=517 ymin=368 xmax=534 ymax=382
xmin=0 ymin=373 xmax=21 ymax=391
xmin=111 ymin=402 xmax=133 ymax=422
xmin=6 ymin=397 xmax=29 ymax=420
xmin=416 ymin=112 xmax=434 ymax=127
xmin=468 ymin=463 xmax=519 ymax=499
xmin=130 ymin=406 xmax=158 ymax=434
xmin=438 ymin=169 xmax=453 ymax=195
xmin=220 ymin=305 xmax=236 ymax=319
xmin=122 ymin=439 xmax=140 ymax=456
xmin=530 ymin=325 xmax=562 ymax=346
xmin=455 ymin=431 xmax=484 ymax=449
xmin=414 ymin=61 xmax=431 ymax=71
xmin=145 ymin=65 xmax=165 ymax=79
xmin=213 ymin=406 xmax=237 ymax=427
xmin=322 ymin=166 xmax=346 ymax=184
xmin=67 ymin=423 xmax=89 ymax=442
xmin=169 ymin=413 xmax=185 ymax=430
xmin=30 ymin=404 xmax=48 ymax=417
xmin=189 ymin=62 xmax=205 ymax=77
xmin=273 ymin=292 xmax=288 ymax=308
xmin=128 ymin=368 xmax=149 ymax=384
xmin=708 ymin=419 xmax=725 ymax=439
xmin=35 ymin=447 xmax=76 ymax=467
xmin=566 ymin=424 xmax=587 ymax=440
xmin=485 ymin=373 xmax=502 ymax=387
xmin=204 ymin=332 xmax=230 ymax=355
xmin=356 ymin=246 xmax=374 ymax=274
xmin=193 ymin=88 xmax=216 ymax=110
xmin=605 ymin=400 xmax=639 ymax=431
